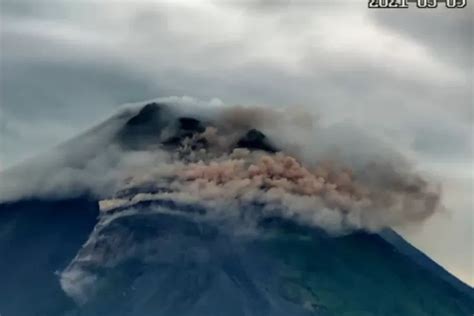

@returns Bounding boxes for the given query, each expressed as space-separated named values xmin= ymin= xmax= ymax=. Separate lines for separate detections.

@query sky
xmin=0 ymin=0 xmax=472 ymax=284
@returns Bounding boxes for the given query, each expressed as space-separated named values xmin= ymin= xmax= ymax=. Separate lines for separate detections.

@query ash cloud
xmin=0 ymin=97 xmax=442 ymax=233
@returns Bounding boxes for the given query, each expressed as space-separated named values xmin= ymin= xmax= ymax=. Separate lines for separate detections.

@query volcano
xmin=0 ymin=101 xmax=472 ymax=316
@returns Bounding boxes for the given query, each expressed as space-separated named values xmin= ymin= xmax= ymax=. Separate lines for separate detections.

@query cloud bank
xmin=0 ymin=99 xmax=442 ymax=235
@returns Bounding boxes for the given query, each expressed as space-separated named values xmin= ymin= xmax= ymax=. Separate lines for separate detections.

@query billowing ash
xmin=105 ymin=100 xmax=440 ymax=233
xmin=0 ymin=98 xmax=441 ymax=233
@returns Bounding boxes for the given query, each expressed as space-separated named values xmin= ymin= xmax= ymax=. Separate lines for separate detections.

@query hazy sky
xmin=0 ymin=0 xmax=472 ymax=284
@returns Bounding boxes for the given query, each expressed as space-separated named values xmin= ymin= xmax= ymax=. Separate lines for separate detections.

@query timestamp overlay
xmin=368 ymin=0 xmax=467 ymax=8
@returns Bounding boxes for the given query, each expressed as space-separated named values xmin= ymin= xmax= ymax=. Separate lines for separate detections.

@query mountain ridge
xmin=0 ymin=100 xmax=472 ymax=315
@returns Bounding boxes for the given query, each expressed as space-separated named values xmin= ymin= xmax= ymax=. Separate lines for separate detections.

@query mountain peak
xmin=116 ymin=102 xmax=277 ymax=153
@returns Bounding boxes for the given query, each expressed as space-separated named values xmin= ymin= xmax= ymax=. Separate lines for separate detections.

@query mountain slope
xmin=0 ymin=100 xmax=472 ymax=316
xmin=380 ymin=229 xmax=474 ymax=300
xmin=0 ymin=198 xmax=99 ymax=316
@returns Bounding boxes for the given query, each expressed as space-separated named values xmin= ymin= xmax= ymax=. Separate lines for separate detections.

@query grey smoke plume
xmin=0 ymin=97 xmax=442 ymax=233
